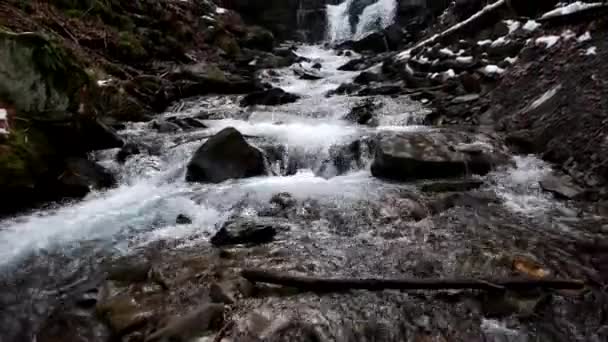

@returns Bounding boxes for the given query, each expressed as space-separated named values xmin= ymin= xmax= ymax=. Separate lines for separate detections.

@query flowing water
xmin=327 ymin=0 xmax=398 ymax=42
xmin=0 ymin=42 xmax=606 ymax=342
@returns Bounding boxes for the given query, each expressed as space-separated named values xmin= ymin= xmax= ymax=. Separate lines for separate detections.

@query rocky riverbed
xmin=1 ymin=1 xmax=608 ymax=342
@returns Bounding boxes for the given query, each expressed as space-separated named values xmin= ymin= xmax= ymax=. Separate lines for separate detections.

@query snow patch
xmin=578 ymin=31 xmax=592 ymax=43
xmin=439 ymin=47 xmax=455 ymax=56
xmin=585 ymin=46 xmax=597 ymax=55
xmin=0 ymin=109 xmax=7 ymax=120
xmin=536 ymin=35 xmax=560 ymax=48
xmin=481 ymin=65 xmax=505 ymax=75
xmin=542 ymin=1 xmax=605 ymax=19
xmin=0 ymin=128 xmax=8 ymax=135
xmin=456 ymin=56 xmax=474 ymax=64
xmin=529 ymin=85 xmax=561 ymax=110
xmin=504 ymin=56 xmax=518 ymax=64
xmin=443 ymin=69 xmax=456 ymax=79
xmin=481 ymin=319 xmax=519 ymax=336
xmin=477 ymin=39 xmax=493 ymax=46
xmin=561 ymin=29 xmax=576 ymax=41
xmin=491 ymin=36 xmax=509 ymax=48
xmin=416 ymin=55 xmax=430 ymax=64
xmin=504 ymin=20 xmax=521 ymax=34
xmin=522 ymin=20 xmax=541 ymax=32
xmin=216 ymin=7 xmax=227 ymax=14
xmin=397 ymin=0 xmax=506 ymax=60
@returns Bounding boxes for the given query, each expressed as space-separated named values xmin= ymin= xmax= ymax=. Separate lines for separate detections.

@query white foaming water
xmin=326 ymin=0 xmax=397 ymax=43
xmin=327 ymin=0 xmax=354 ymax=43
xmin=0 ymin=45 xmax=419 ymax=267
xmin=488 ymin=155 xmax=557 ymax=215
xmin=353 ymin=0 xmax=398 ymax=40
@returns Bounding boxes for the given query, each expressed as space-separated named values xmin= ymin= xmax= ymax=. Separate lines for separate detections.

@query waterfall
xmin=326 ymin=0 xmax=398 ymax=43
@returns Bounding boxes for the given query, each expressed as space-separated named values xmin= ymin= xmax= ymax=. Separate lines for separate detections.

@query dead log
xmin=538 ymin=4 xmax=608 ymax=27
xmin=241 ymin=269 xmax=585 ymax=292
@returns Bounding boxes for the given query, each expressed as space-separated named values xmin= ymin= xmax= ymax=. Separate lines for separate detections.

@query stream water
xmin=1 ymin=1 xmax=607 ymax=340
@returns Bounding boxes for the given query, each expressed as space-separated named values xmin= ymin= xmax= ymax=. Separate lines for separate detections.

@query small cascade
xmin=326 ymin=0 xmax=398 ymax=43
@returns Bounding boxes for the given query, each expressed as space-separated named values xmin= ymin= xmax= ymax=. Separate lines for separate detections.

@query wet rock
xmin=354 ymin=71 xmax=382 ymax=85
xmin=539 ymin=174 xmax=584 ymax=200
xmin=186 ymin=127 xmax=266 ymax=183
xmin=316 ymin=139 xmax=373 ymax=178
xmin=176 ymin=214 xmax=192 ymax=225
xmin=240 ymin=26 xmax=275 ymax=52
xmin=312 ymin=62 xmax=322 ymax=69
xmin=352 ymin=32 xmax=388 ymax=53
xmin=96 ymin=283 xmax=155 ymax=336
xmin=55 ymin=158 xmax=116 ymax=198
xmin=166 ymin=116 xmax=208 ymax=130
xmin=371 ymin=130 xmax=505 ymax=181
xmin=420 ymin=179 xmax=484 ymax=193
xmin=270 ymin=192 xmax=297 ymax=209
xmin=326 ymin=83 xmax=361 ymax=97
xmin=356 ymin=83 xmax=404 ymax=96
xmin=210 ymin=216 xmax=286 ymax=246
xmin=105 ymin=260 xmax=151 ymax=283
xmin=293 ymin=65 xmax=323 ymax=80
xmin=116 ymin=143 xmax=141 ymax=163
xmin=240 ymin=87 xmax=300 ymax=106
xmin=338 ymin=58 xmax=367 ymax=71
xmin=344 ymin=99 xmax=380 ymax=125
xmin=146 ymin=304 xmax=224 ymax=342
xmin=152 ymin=120 xmax=181 ymax=133
xmin=209 ymin=281 xmax=236 ymax=304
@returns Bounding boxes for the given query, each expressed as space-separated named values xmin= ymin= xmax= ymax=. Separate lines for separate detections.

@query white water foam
xmin=327 ymin=0 xmax=397 ymax=43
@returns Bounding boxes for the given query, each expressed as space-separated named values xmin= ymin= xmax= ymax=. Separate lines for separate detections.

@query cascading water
xmin=326 ymin=0 xmax=398 ymax=42
xmin=0 ymin=41 xmax=597 ymax=341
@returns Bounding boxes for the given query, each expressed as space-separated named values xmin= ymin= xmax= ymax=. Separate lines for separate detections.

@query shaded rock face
xmin=186 ymin=127 xmax=267 ymax=183
xmin=220 ymin=0 xmax=340 ymax=42
xmin=0 ymin=30 xmax=122 ymax=215
xmin=371 ymin=130 xmax=507 ymax=181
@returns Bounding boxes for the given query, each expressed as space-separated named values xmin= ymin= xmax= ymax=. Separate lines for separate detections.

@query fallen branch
xmin=241 ymin=269 xmax=585 ymax=292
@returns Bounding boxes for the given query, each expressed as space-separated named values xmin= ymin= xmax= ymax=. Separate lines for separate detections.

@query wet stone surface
xmin=0 ymin=46 xmax=606 ymax=342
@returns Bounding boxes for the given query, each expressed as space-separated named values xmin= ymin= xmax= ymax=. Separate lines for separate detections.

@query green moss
xmin=0 ymin=128 xmax=52 ymax=188
xmin=117 ymin=31 xmax=147 ymax=61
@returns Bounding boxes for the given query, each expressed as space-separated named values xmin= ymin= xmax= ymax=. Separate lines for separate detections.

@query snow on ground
xmin=480 ymin=65 xmax=505 ymax=75
xmin=585 ymin=46 xmax=597 ymax=55
xmin=504 ymin=56 xmax=518 ymax=64
xmin=542 ymin=1 xmax=605 ymax=19
xmin=578 ymin=31 xmax=592 ymax=42
xmin=215 ymin=7 xmax=227 ymax=14
xmin=397 ymin=0 xmax=507 ymax=60
xmin=536 ymin=35 xmax=561 ymax=48
xmin=439 ymin=47 xmax=455 ymax=56
xmin=522 ymin=20 xmax=541 ymax=32
xmin=561 ymin=29 xmax=577 ymax=40
xmin=0 ymin=109 xmax=7 ymax=120
xmin=456 ymin=56 xmax=474 ymax=64
xmin=478 ymin=39 xmax=492 ymax=46
xmin=491 ymin=36 xmax=509 ymax=47
xmin=504 ymin=19 xmax=521 ymax=34
xmin=529 ymin=85 xmax=562 ymax=110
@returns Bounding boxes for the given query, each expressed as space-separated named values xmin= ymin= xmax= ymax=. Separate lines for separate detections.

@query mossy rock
xmin=0 ymin=30 xmax=91 ymax=114
xmin=115 ymin=31 xmax=147 ymax=62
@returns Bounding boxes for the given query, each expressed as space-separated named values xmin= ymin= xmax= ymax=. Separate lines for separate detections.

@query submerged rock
xmin=371 ymin=130 xmax=506 ymax=181
xmin=210 ymin=216 xmax=287 ymax=246
xmin=344 ymin=98 xmax=381 ymax=125
xmin=186 ymin=127 xmax=266 ymax=183
xmin=240 ymin=87 xmax=300 ymax=106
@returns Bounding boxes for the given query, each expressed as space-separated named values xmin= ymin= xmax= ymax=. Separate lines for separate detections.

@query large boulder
xmin=371 ymin=130 xmax=507 ymax=181
xmin=186 ymin=127 xmax=266 ymax=183
xmin=240 ymin=87 xmax=300 ymax=106
xmin=240 ymin=26 xmax=275 ymax=51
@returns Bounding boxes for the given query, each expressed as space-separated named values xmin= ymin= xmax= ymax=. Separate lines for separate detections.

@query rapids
xmin=0 ymin=45 xmax=605 ymax=342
